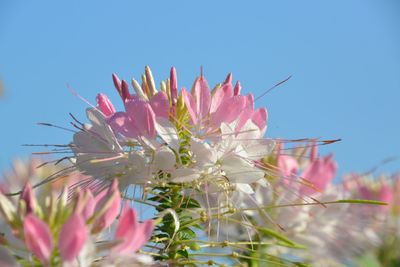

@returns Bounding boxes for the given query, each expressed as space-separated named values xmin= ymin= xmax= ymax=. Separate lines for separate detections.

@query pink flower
xmin=74 ymin=189 xmax=95 ymax=221
xmin=299 ymin=155 xmax=337 ymax=195
xmin=358 ymin=182 xmax=393 ymax=205
xmin=107 ymin=73 xmax=169 ymax=139
xmin=23 ymin=214 xmax=53 ymax=263
xmin=113 ymin=206 xmax=154 ymax=254
xmin=182 ymin=73 xmax=267 ymax=136
xmin=59 ymin=213 xmax=88 ymax=262
xmin=92 ymin=179 xmax=121 ymax=233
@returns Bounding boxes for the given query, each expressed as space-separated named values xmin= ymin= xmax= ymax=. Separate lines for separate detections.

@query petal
xmin=222 ymin=155 xmax=265 ymax=184
xmin=59 ymin=214 xmax=88 ymax=262
xmin=23 ymin=214 xmax=53 ymax=263
xmin=93 ymin=179 xmax=121 ymax=232
xmin=171 ymin=168 xmax=201 ymax=183
xmin=75 ymin=189 xmax=95 ymax=221
xmin=211 ymin=95 xmax=246 ymax=127
xmin=251 ymin=108 xmax=268 ymax=133
xmin=125 ymin=99 xmax=156 ymax=138
xmin=278 ymin=155 xmax=299 ymax=178
xmin=108 ymin=112 xmax=138 ymax=138
xmin=182 ymin=87 xmax=198 ymax=125
xmin=300 ymin=155 xmax=337 ymax=195
xmin=154 ymin=147 xmax=176 ymax=170
xmin=210 ymin=82 xmax=233 ymax=113
xmin=155 ymin=117 xmax=180 ymax=151
xmin=114 ymin=207 xmax=154 ymax=254
xmin=150 ymin=92 xmax=169 ymax=118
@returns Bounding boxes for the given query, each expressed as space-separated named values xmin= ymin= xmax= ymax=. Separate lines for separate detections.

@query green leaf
xmin=258 ymin=228 xmax=305 ymax=249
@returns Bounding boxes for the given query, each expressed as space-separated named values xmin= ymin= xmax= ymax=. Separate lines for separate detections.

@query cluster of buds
xmin=0 ymin=177 xmax=154 ymax=266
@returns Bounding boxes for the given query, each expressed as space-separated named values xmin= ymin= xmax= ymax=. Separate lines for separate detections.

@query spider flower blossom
xmin=230 ymin=143 xmax=389 ymax=266
xmin=69 ymin=67 xmax=275 ymax=202
xmin=0 ymin=177 xmax=155 ymax=266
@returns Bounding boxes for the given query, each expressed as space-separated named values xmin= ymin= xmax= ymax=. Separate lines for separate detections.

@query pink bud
xmin=233 ymin=81 xmax=241 ymax=96
xmin=59 ymin=213 xmax=87 ymax=262
xmin=224 ymin=73 xmax=232 ymax=85
xmin=121 ymin=80 xmax=131 ymax=102
xmin=96 ymin=93 xmax=116 ymax=117
xmin=23 ymin=214 xmax=53 ymax=263
xmin=92 ymin=179 xmax=121 ymax=233
xmin=170 ymin=67 xmax=178 ymax=104
xmin=75 ymin=189 xmax=95 ymax=221
xmin=21 ymin=183 xmax=36 ymax=214
xmin=112 ymin=73 xmax=122 ymax=94
xmin=113 ymin=206 xmax=154 ymax=254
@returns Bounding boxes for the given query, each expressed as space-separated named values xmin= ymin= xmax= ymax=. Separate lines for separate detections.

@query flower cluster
xmin=0 ymin=164 xmax=154 ymax=266
xmin=0 ymin=67 xmax=393 ymax=267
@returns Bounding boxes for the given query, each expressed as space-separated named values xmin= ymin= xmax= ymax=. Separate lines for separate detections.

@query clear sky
xmin=0 ymin=0 xmax=399 ymax=178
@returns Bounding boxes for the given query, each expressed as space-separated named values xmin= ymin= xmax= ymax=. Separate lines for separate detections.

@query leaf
xmin=258 ymin=228 xmax=304 ymax=249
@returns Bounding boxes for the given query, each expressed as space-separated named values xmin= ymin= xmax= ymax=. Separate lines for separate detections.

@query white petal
xmin=190 ymin=139 xmax=217 ymax=166
xmin=222 ymin=155 xmax=265 ymax=183
xmin=155 ymin=117 xmax=180 ymax=151
xmin=171 ymin=168 xmax=200 ymax=183
xmin=235 ymin=183 xmax=254 ymax=194
xmin=154 ymin=146 xmax=176 ymax=170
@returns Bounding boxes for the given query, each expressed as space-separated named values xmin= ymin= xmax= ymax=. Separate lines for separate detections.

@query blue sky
xmin=0 ymin=0 xmax=399 ymax=177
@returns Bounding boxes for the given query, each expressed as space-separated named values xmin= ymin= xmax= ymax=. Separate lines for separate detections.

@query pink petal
xmin=378 ymin=185 xmax=393 ymax=204
xmin=210 ymin=82 xmax=233 ymax=113
xmin=300 ymin=155 xmax=337 ymax=195
xmin=113 ymin=206 xmax=154 ymax=254
xmin=59 ymin=214 xmax=87 ymax=262
xmin=251 ymin=108 xmax=268 ymax=132
xmin=125 ymin=99 xmax=156 ymax=138
xmin=235 ymin=108 xmax=254 ymax=133
xmin=150 ymin=92 xmax=169 ymax=118
xmin=211 ymin=95 xmax=246 ymax=126
xmin=107 ymin=112 xmax=138 ymax=138
xmin=96 ymin=93 xmax=116 ymax=117
xmin=182 ymin=87 xmax=198 ymax=125
xmin=75 ymin=189 xmax=95 ymax=221
xmin=278 ymin=155 xmax=299 ymax=178
xmin=235 ymin=94 xmax=256 ymax=132
xmin=23 ymin=214 xmax=53 ymax=263
xmin=93 ymin=179 xmax=121 ymax=233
